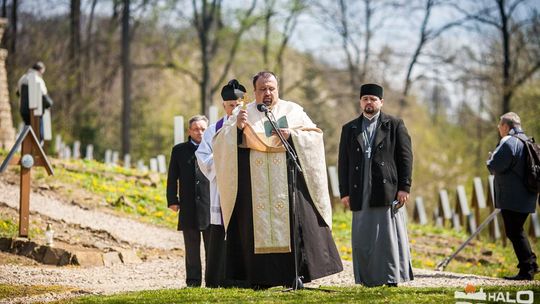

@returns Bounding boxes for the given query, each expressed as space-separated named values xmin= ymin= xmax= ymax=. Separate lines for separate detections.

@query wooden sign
xmin=413 ymin=197 xmax=428 ymax=225
xmin=0 ymin=125 xmax=53 ymax=237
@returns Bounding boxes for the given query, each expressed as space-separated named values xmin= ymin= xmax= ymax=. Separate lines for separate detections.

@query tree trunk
xmin=498 ymin=0 xmax=511 ymax=115
xmin=68 ymin=0 xmax=81 ymax=117
xmin=360 ymin=0 xmax=372 ymax=83
xmin=400 ymin=0 xmax=433 ymax=114
xmin=198 ymin=8 xmax=212 ymax=116
xmin=121 ymin=0 xmax=131 ymax=155
xmin=262 ymin=0 xmax=273 ymax=69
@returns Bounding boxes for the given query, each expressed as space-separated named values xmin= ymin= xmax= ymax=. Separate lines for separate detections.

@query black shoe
xmin=186 ymin=280 xmax=202 ymax=287
xmin=503 ymin=273 xmax=534 ymax=281
xmin=385 ymin=283 xmax=398 ymax=287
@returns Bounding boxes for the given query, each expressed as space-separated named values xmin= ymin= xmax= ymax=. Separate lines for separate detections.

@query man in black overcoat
xmin=167 ymin=115 xmax=210 ymax=287
xmin=338 ymin=83 xmax=413 ymax=286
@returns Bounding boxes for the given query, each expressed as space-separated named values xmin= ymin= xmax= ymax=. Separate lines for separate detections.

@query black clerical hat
xmin=221 ymin=79 xmax=246 ymax=101
xmin=360 ymin=83 xmax=383 ymax=99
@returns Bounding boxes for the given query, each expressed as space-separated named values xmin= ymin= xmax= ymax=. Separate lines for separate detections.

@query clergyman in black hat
xmin=195 ymin=79 xmax=248 ymax=288
xmin=338 ymin=83 xmax=414 ymax=287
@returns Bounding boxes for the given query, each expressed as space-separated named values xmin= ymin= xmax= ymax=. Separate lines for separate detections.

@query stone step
xmin=0 ymin=237 xmax=142 ymax=267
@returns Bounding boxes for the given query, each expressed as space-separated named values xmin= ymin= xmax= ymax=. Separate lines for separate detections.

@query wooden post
xmin=0 ymin=125 xmax=53 ymax=239
xmin=19 ymin=137 xmax=32 ymax=237
xmin=30 ymin=113 xmax=41 ymax=142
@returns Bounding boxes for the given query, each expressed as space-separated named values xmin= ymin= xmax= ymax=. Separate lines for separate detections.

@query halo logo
xmin=454 ymin=284 xmax=534 ymax=304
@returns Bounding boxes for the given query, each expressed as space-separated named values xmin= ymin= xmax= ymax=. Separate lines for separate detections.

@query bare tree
xmin=400 ymin=0 xmax=468 ymax=113
xmin=312 ymin=0 xmax=388 ymax=108
xmin=262 ymin=0 xmax=276 ymax=69
xmin=191 ymin=0 xmax=258 ymax=115
xmin=453 ymin=0 xmax=540 ymax=115
xmin=261 ymin=0 xmax=306 ymax=94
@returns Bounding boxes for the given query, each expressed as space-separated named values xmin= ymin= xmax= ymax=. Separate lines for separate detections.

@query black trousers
xmin=183 ymin=227 xmax=210 ymax=286
xmin=501 ymin=209 xmax=538 ymax=271
xmin=205 ymin=225 xmax=249 ymax=288
xmin=205 ymin=225 xmax=227 ymax=288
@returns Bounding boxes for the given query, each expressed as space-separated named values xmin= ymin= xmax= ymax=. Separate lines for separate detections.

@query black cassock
xmin=225 ymin=147 xmax=343 ymax=287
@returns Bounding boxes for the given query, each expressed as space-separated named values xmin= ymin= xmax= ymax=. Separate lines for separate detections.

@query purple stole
xmin=216 ymin=117 xmax=225 ymax=132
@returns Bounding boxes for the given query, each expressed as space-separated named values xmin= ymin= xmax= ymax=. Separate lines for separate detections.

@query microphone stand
xmin=263 ymin=109 xmax=332 ymax=293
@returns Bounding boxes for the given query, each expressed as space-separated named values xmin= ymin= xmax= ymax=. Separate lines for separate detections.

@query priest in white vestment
xmin=213 ymin=71 xmax=342 ymax=288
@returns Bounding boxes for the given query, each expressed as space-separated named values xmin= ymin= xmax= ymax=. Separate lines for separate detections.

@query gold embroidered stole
xmin=250 ymin=150 xmax=290 ymax=253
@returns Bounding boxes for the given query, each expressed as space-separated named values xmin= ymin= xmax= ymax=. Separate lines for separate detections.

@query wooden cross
xmin=0 ymin=125 xmax=53 ymax=238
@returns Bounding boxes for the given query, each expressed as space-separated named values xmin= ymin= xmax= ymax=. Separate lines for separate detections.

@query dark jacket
xmin=338 ymin=112 xmax=413 ymax=211
xmin=487 ymin=131 xmax=537 ymax=213
xmin=166 ymin=139 xmax=210 ymax=231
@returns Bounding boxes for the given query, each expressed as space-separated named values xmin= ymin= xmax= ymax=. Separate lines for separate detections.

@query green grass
xmin=0 ymin=284 xmax=72 ymax=300
xmin=0 ymin=217 xmax=43 ymax=239
xmin=53 ymin=285 xmax=540 ymax=304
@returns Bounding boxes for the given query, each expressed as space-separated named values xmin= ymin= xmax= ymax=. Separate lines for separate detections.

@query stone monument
xmin=0 ymin=18 xmax=15 ymax=150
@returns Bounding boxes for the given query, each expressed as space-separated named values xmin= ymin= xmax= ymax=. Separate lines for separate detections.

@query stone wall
xmin=0 ymin=18 xmax=15 ymax=150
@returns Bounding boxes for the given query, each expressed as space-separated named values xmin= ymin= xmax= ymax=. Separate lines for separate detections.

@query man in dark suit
xmin=338 ymin=83 xmax=413 ymax=287
xmin=487 ymin=112 xmax=538 ymax=280
xmin=167 ymin=115 xmax=210 ymax=287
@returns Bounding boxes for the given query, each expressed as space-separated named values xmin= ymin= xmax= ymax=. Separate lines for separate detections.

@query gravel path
xmin=1 ymin=259 xmax=538 ymax=303
xmin=0 ymin=180 xmax=538 ymax=303
xmin=0 ymin=182 xmax=182 ymax=250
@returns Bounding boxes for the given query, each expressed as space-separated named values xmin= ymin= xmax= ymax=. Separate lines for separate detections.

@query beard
xmin=364 ymin=106 xmax=375 ymax=114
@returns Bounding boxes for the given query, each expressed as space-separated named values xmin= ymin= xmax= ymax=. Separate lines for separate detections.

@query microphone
xmin=256 ymin=103 xmax=268 ymax=113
